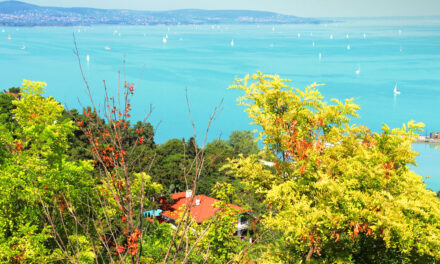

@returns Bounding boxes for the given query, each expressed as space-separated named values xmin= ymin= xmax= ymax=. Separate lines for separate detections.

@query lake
xmin=1 ymin=17 xmax=440 ymax=190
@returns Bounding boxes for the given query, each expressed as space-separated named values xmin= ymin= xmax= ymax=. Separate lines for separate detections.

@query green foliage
xmin=229 ymin=130 xmax=259 ymax=157
xmin=0 ymin=80 xmax=94 ymax=263
xmin=226 ymin=73 xmax=440 ymax=263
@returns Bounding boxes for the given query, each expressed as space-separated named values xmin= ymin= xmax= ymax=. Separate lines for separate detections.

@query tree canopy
xmin=224 ymin=72 xmax=440 ymax=263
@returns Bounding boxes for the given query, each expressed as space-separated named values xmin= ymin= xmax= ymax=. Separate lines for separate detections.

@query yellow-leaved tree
xmin=224 ymin=72 xmax=440 ymax=263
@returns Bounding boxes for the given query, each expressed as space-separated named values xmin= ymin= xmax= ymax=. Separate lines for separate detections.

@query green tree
xmin=0 ymin=80 xmax=94 ymax=263
xmin=228 ymin=130 xmax=259 ymax=157
xmin=224 ymin=72 xmax=440 ymax=263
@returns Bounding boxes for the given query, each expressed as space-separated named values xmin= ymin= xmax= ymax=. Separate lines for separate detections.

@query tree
xmin=0 ymin=80 xmax=94 ymax=263
xmin=224 ymin=72 xmax=440 ymax=263
xmin=228 ymin=130 xmax=259 ymax=157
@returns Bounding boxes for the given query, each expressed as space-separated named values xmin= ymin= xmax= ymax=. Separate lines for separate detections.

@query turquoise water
xmin=1 ymin=17 xmax=440 ymax=190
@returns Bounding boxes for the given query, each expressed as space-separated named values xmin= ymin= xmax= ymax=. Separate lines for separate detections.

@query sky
xmin=16 ymin=0 xmax=440 ymax=17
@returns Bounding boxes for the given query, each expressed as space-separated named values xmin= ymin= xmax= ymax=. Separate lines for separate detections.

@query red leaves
xmin=121 ymin=216 xmax=127 ymax=222
xmin=77 ymin=120 xmax=84 ymax=127
xmin=136 ymin=127 xmax=143 ymax=134
xmin=138 ymin=136 xmax=144 ymax=144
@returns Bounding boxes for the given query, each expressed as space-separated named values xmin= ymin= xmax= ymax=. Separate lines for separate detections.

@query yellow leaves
xmin=227 ymin=72 xmax=440 ymax=262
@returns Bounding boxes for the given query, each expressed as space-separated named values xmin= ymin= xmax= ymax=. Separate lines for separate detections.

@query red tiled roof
xmin=5 ymin=91 xmax=18 ymax=98
xmin=160 ymin=192 xmax=247 ymax=223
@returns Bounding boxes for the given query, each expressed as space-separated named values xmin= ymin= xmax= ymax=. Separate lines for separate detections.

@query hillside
xmin=0 ymin=0 xmax=326 ymax=26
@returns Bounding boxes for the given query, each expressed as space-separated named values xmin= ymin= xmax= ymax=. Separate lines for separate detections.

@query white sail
xmin=394 ymin=83 xmax=401 ymax=95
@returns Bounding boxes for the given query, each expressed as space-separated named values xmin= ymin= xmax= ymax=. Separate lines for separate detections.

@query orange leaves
xmin=138 ymin=136 xmax=144 ymax=144
xmin=83 ymin=108 xmax=92 ymax=118
xmin=383 ymin=162 xmax=395 ymax=180
xmin=299 ymin=165 xmax=307 ymax=175
xmin=125 ymin=81 xmax=135 ymax=95
xmin=350 ymin=221 xmax=374 ymax=240
xmin=121 ymin=215 xmax=127 ymax=222
xmin=136 ymin=127 xmax=143 ymax=134
xmin=77 ymin=120 xmax=84 ymax=127
xmin=14 ymin=140 xmax=23 ymax=151
xmin=115 ymin=244 xmax=125 ymax=254
xmin=331 ymin=230 xmax=340 ymax=242
xmin=102 ymin=130 xmax=111 ymax=137
xmin=127 ymin=229 xmax=141 ymax=256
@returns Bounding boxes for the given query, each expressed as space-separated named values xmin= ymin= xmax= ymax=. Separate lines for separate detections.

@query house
xmin=159 ymin=190 xmax=250 ymax=236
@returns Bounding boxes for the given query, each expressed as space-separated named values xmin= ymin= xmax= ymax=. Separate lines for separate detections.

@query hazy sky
xmin=21 ymin=0 xmax=440 ymax=17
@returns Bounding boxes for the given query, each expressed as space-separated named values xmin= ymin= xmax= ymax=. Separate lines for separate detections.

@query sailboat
xmin=20 ymin=44 xmax=26 ymax=50
xmin=355 ymin=64 xmax=360 ymax=75
xmin=230 ymin=39 xmax=234 ymax=47
xmin=162 ymin=37 xmax=167 ymax=44
xmin=346 ymin=44 xmax=351 ymax=50
xmin=329 ymin=34 xmax=333 ymax=40
xmin=86 ymin=55 xmax=90 ymax=63
xmin=297 ymin=33 xmax=301 ymax=38
xmin=312 ymin=41 xmax=315 ymax=47
xmin=393 ymin=83 xmax=401 ymax=95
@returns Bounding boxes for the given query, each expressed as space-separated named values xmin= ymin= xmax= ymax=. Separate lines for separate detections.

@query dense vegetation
xmin=0 ymin=73 xmax=439 ymax=263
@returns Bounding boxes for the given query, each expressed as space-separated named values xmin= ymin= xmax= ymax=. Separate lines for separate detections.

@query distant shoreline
xmin=0 ymin=1 xmax=329 ymax=27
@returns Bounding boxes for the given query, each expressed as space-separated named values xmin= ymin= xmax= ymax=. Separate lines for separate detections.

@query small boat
xmin=20 ymin=45 xmax=26 ymax=50
xmin=104 ymin=46 xmax=111 ymax=50
xmin=162 ymin=37 xmax=167 ymax=44
xmin=329 ymin=34 xmax=333 ymax=39
xmin=230 ymin=39 xmax=234 ymax=47
xmin=297 ymin=33 xmax=301 ymax=38
xmin=394 ymin=83 xmax=401 ymax=95
xmin=318 ymin=52 xmax=322 ymax=60
xmin=312 ymin=41 xmax=315 ymax=47
xmin=346 ymin=34 xmax=349 ymax=39
xmin=363 ymin=33 xmax=367 ymax=39
xmin=165 ymin=33 xmax=168 ymax=39
xmin=8 ymin=35 xmax=11 ymax=40
xmin=355 ymin=64 xmax=360 ymax=75
xmin=347 ymin=44 xmax=351 ymax=50
xmin=86 ymin=55 xmax=90 ymax=62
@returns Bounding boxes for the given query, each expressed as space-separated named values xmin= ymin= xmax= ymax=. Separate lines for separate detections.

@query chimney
xmin=185 ymin=190 xmax=192 ymax=198
xmin=195 ymin=198 xmax=200 ymax=206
